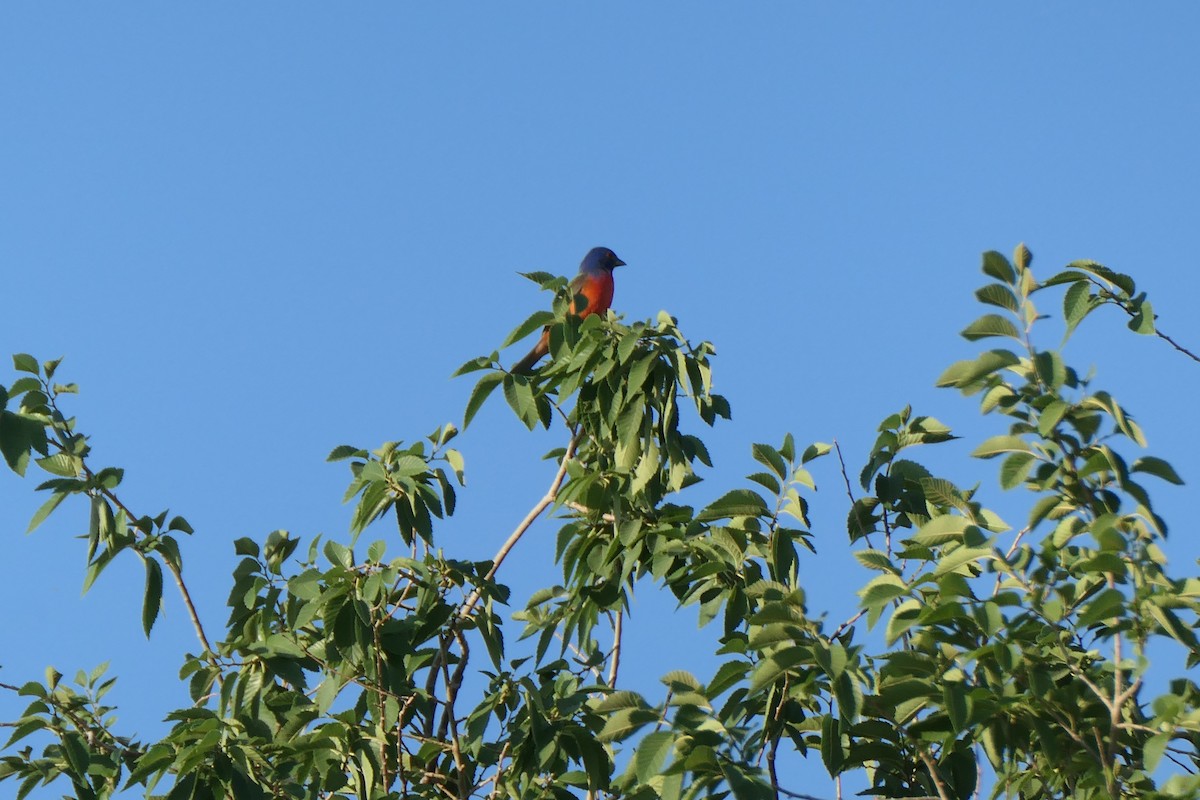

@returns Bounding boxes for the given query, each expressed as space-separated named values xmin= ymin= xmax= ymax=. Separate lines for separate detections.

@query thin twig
xmin=1153 ymin=329 xmax=1200 ymax=363
xmin=564 ymin=500 xmax=615 ymax=523
xmin=44 ymin=391 xmax=218 ymax=671
xmin=918 ymin=749 xmax=953 ymax=800
xmin=1090 ymin=280 xmax=1200 ymax=363
xmin=833 ymin=439 xmax=874 ymax=550
xmin=459 ymin=432 xmax=580 ymax=618
xmin=607 ymin=609 xmax=623 ymax=688
xmin=829 ymin=609 xmax=866 ymax=642
xmin=992 ymin=526 xmax=1031 ymax=597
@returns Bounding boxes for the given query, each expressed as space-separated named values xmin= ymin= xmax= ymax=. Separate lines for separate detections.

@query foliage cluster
xmin=1 ymin=248 xmax=1198 ymax=799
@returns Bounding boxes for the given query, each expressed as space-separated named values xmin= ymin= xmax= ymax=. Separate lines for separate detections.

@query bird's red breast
xmin=572 ymin=271 xmax=615 ymax=318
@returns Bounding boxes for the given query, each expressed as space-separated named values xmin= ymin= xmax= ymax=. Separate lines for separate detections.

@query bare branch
xmin=460 ymin=432 xmax=580 ymax=618
xmin=607 ymin=609 xmax=623 ymax=688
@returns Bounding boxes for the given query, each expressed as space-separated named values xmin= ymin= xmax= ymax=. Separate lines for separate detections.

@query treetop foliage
xmin=1 ymin=246 xmax=1198 ymax=799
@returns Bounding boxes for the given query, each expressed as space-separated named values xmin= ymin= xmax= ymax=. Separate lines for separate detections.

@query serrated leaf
xmin=1063 ymin=280 xmax=1096 ymax=338
xmin=853 ymin=549 xmax=897 ymax=573
xmin=696 ymin=489 xmax=769 ymax=522
xmin=858 ymin=573 xmax=909 ymax=607
xmin=933 ymin=546 xmax=992 ymax=578
xmin=981 ymin=251 xmax=1015 ymax=284
xmin=501 ymin=310 xmax=555 ymax=348
xmin=912 ymin=515 xmax=970 ymax=546
xmin=1040 ymin=269 xmax=1087 ymax=288
xmin=885 ymin=599 xmax=922 ymax=644
xmin=633 ymin=731 xmax=674 ymax=783
xmin=27 ymin=491 xmax=68 ymax=534
xmin=35 ymin=453 xmax=79 ymax=477
xmin=706 ymin=660 xmax=749 ymax=698
xmin=327 ymin=444 xmax=365 ymax=462
xmin=463 ymin=372 xmax=504 ymax=430
xmin=1143 ymin=732 xmax=1171 ymax=773
xmin=1131 ymin=456 xmax=1184 ymax=485
xmin=142 ymin=557 xmax=163 ymax=637
xmin=972 ymin=435 xmax=1033 ymax=459
xmin=1066 ymin=260 xmax=1135 ymax=295
xmin=519 ymin=270 xmax=557 ymax=285
xmin=13 ymin=354 xmax=39 ymax=374
xmin=1034 ymin=350 xmax=1066 ymax=389
xmin=961 ymin=314 xmax=1022 ymax=342
xmin=975 ymin=283 xmax=1019 ymax=312
xmin=999 ymin=452 xmax=1037 ymax=490
xmin=503 ymin=375 xmax=537 ymax=430
xmin=751 ymin=443 xmax=788 ymax=480
xmin=1128 ymin=298 xmax=1155 ymax=334
xmin=935 ymin=350 xmax=1020 ymax=388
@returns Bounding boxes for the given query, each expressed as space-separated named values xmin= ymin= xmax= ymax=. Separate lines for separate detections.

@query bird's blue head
xmin=580 ymin=246 xmax=626 ymax=273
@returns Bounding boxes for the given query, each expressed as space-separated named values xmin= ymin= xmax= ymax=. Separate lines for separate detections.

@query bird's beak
xmin=614 ymin=257 xmax=627 ymax=267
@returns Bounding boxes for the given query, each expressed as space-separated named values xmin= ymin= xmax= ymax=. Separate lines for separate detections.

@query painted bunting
xmin=511 ymin=246 xmax=626 ymax=374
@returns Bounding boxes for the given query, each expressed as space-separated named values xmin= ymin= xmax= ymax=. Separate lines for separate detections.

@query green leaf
xmin=315 ymin=676 xmax=343 ymax=713
xmin=981 ymin=251 xmax=1015 ymax=284
xmin=933 ymin=546 xmax=992 ymax=578
xmin=12 ymin=354 xmax=39 ymax=374
xmin=519 ymin=270 xmax=557 ymax=285
xmin=935 ymin=350 xmax=1019 ymax=388
xmin=26 ymin=490 xmax=68 ymax=534
xmin=961 ymin=314 xmax=1022 ymax=342
xmin=696 ymin=489 xmax=769 ymax=522
xmin=972 ymin=434 xmax=1033 ymax=459
xmin=1013 ymin=242 xmax=1033 ymax=270
xmin=885 ymin=599 xmax=922 ymax=644
xmin=854 ymin=549 xmax=897 ymax=573
xmin=1147 ymin=603 xmax=1199 ymax=652
xmin=1040 ymin=269 xmax=1087 ymax=288
xmin=1063 ymin=280 xmax=1096 ymax=338
xmin=503 ymin=375 xmax=538 ymax=430
xmin=35 ymin=453 xmax=80 ymax=477
xmin=820 ymin=715 xmax=844 ymax=774
xmin=1077 ymin=587 xmax=1126 ymax=627
xmin=1131 ymin=456 xmax=1184 ymax=485
xmin=168 ymin=515 xmax=194 ymax=534
xmin=596 ymin=707 xmax=659 ymax=743
xmin=974 ymin=283 xmax=1019 ymax=312
xmin=748 ymin=645 xmax=810 ymax=693
xmin=1143 ymin=732 xmax=1171 ymax=772
xmin=751 ymin=443 xmax=787 ymax=480
xmin=451 ymin=354 xmax=495 ymax=377
xmin=60 ymin=731 xmax=90 ymax=777
xmin=501 ymin=310 xmax=555 ymax=348
xmin=327 ymin=444 xmax=366 ymax=462
xmin=943 ymin=682 xmax=968 ymax=732
xmin=720 ymin=761 xmax=773 ymax=800
xmin=912 ymin=515 xmax=970 ymax=546
xmin=1128 ymin=298 xmax=1155 ymax=334
xmin=1066 ymin=259 xmax=1135 ymax=295
xmin=1033 ymin=350 xmax=1066 ymax=389
xmin=706 ymin=660 xmax=749 ymax=698
xmin=463 ymin=371 xmax=504 ymax=430
xmin=801 ymin=441 xmax=830 ymax=463
xmin=858 ymin=573 xmax=909 ymax=607
xmin=999 ymin=452 xmax=1037 ymax=490
xmin=0 ymin=410 xmax=46 ymax=476
xmin=633 ymin=730 xmax=674 ymax=783
xmin=142 ymin=557 xmax=163 ymax=637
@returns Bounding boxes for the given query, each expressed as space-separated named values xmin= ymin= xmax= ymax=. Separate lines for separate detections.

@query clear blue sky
xmin=3 ymin=5 xmax=1199 ymax=797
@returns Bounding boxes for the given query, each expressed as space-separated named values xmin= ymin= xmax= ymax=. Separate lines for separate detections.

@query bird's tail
xmin=511 ymin=329 xmax=550 ymax=375
xmin=510 ymin=349 xmax=540 ymax=375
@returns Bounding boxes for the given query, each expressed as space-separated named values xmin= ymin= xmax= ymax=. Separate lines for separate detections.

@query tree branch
xmin=607 ymin=609 xmax=623 ymax=688
xmin=459 ymin=432 xmax=580 ymax=618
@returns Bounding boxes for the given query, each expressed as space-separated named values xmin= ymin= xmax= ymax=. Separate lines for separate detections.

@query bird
xmin=511 ymin=246 xmax=626 ymax=374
